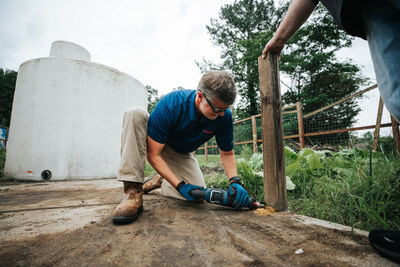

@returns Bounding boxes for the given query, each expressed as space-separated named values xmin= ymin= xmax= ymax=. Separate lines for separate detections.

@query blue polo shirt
xmin=148 ymin=89 xmax=234 ymax=153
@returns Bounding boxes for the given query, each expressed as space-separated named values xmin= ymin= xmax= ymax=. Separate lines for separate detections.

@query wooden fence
xmin=197 ymin=84 xmax=400 ymax=160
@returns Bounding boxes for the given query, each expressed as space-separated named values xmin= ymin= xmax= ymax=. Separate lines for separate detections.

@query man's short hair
xmin=197 ymin=71 xmax=236 ymax=105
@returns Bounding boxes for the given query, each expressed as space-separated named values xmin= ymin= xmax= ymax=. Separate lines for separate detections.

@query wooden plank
xmin=372 ymin=97 xmax=384 ymax=151
xmin=282 ymin=110 xmax=297 ymax=115
xmin=303 ymin=123 xmax=392 ymax=137
xmin=304 ymin=84 xmax=378 ymax=119
xmin=258 ymin=53 xmax=287 ymax=211
xmin=391 ymin=115 xmax=400 ymax=153
xmin=282 ymin=103 xmax=297 ymax=110
xmin=233 ymin=117 xmax=253 ymax=124
xmin=252 ymin=116 xmax=257 ymax=153
xmin=296 ymin=102 xmax=305 ymax=148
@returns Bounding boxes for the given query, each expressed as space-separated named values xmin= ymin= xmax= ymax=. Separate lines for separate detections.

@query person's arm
xmin=219 ymin=149 xmax=238 ymax=179
xmin=262 ymin=0 xmax=317 ymax=58
xmin=220 ymin=149 xmax=250 ymax=208
xmin=147 ymin=135 xmax=181 ymax=188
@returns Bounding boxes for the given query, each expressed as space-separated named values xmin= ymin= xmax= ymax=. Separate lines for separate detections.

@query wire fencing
xmin=197 ymin=84 xmax=398 ymax=159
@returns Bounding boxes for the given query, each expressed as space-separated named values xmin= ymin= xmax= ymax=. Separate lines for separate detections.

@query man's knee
xmin=124 ymin=107 xmax=149 ymax=124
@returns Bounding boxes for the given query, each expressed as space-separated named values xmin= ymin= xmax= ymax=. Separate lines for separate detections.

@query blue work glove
xmin=228 ymin=183 xmax=250 ymax=209
xmin=176 ymin=181 xmax=204 ymax=202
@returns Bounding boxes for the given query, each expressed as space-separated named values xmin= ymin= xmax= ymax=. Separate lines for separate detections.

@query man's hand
xmin=262 ymin=0 xmax=317 ymax=59
xmin=176 ymin=181 xmax=204 ymax=202
xmin=228 ymin=183 xmax=250 ymax=209
xmin=262 ymin=36 xmax=286 ymax=59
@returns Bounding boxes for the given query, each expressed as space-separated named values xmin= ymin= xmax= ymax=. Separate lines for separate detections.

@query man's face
xmin=199 ymin=92 xmax=230 ymax=120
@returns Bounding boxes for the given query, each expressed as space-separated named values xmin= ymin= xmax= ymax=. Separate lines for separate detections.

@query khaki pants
xmin=117 ymin=107 xmax=206 ymax=200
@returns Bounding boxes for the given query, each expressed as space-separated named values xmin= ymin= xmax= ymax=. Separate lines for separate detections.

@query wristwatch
xmin=229 ymin=176 xmax=242 ymax=185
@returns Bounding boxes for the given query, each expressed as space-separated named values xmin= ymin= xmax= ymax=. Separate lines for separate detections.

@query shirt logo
xmin=204 ymin=130 xmax=214 ymax=134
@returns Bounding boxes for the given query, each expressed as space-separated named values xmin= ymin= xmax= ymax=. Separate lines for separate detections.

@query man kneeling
xmin=113 ymin=71 xmax=250 ymax=224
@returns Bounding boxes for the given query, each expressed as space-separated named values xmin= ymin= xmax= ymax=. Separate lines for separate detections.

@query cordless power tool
xmin=189 ymin=187 xmax=265 ymax=210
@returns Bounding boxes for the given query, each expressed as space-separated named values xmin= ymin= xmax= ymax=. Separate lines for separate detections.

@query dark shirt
xmin=311 ymin=0 xmax=366 ymax=39
xmin=148 ymin=89 xmax=234 ymax=153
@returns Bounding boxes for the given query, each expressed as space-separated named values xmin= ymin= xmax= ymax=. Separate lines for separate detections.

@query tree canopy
xmin=199 ymin=0 xmax=368 ymax=132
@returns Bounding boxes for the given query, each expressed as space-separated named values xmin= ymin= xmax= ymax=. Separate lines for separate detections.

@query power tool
xmin=189 ymin=187 xmax=265 ymax=210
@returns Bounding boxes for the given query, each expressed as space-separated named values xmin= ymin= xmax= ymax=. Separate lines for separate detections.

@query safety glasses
xmin=203 ymin=94 xmax=228 ymax=113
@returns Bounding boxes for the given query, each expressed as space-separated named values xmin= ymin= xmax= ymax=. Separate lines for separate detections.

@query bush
xmin=0 ymin=149 xmax=5 ymax=178
xmin=235 ymin=147 xmax=400 ymax=231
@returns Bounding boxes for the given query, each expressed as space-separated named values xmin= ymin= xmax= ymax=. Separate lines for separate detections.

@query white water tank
xmin=5 ymin=41 xmax=147 ymax=180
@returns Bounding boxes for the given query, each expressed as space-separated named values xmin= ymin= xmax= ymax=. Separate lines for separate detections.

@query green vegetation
xmin=0 ymin=68 xmax=18 ymax=127
xmin=0 ymin=149 xmax=6 ymax=178
xmin=199 ymin=0 xmax=367 ymax=123
xmin=234 ymin=148 xmax=399 ymax=231
xmin=0 ymin=149 xmax=13 ymax=181
xmin=195 ymin=147 xmax=399 ymax=231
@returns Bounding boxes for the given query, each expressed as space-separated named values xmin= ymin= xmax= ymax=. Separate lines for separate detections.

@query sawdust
xmin=253 ymin=205 xmax=276 ymax=216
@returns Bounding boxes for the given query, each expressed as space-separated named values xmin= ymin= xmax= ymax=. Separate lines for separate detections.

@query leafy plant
xmin=233 ymin=147 xmax=400 ymax=231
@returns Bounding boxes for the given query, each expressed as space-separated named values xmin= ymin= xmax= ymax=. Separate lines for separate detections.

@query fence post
xmin=258 ymin=53 xmax=287 ymax=211
xmin=372 ymin=96 xmax=384 ymax=151
xmin=252 ymin=115 xmax=257 ymax=153
xmin=296 ymin=102 xmax=305 ymax=149
xmin=205 ymin=141 xmax=208 ymax=163
xmin=391 ymin=115 xmax=400 ymax=153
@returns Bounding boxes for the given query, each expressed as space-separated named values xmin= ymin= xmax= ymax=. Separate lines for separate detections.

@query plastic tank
xmin=5 ymin=41 xmax=147 ymax=180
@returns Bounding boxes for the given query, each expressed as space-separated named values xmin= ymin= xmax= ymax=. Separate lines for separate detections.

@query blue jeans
xmin=362 ymin=0 xmax=400 ymax=122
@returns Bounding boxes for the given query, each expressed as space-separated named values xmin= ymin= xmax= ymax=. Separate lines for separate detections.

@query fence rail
xmin=197 ymin=84 xmax=400 ymax=159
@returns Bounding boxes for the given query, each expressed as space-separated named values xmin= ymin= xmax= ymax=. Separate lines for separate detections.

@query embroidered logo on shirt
xmin=204 ymin=130 xmax=214 ymax=134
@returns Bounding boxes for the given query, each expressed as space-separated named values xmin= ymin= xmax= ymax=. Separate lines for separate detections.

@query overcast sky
xmin=0 ymin=0 xmax=391 ymax=134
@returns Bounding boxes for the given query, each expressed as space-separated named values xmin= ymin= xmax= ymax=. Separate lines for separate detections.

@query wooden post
xmin=205 ymin=141 xmax=208 ymax=163
xmin=391 ymin=115 xmax=400 ymax=154
xmin=258 ymin=53 xmax=287 ymax=211
xmin=296 ymin=102 xmax=305 ymax=149
xmin=252 ymin=116 xmax=257 ymax=153
xmin=372 ymin=97 xmax=384 ymax=151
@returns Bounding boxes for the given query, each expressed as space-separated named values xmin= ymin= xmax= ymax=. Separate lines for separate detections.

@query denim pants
xmin=362 ymin=0 xmax=400 ymax=122
xmin=117 ymin=107 xmax=206 ymax=200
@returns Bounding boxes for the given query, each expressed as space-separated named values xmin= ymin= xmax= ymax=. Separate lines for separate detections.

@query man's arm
xmin=147 ymin=135 xmax=181 ymax=188
xmin=219 ymin=149 xmax=238 ymax=179
xmin=262 ymin=0 xmax=317 ymax=58
xmin=220 ymin=149 xmax=250 ymax=208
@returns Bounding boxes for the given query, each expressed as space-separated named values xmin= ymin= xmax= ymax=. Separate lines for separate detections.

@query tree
xmin=146 ymin=85 xmax=160 ymax=114
xmin=197 ymin=0 xmax=286 ymax=117
xmin=280 ymin=5 xmax=368 ymax=142
xmin=200 ymin=0 xmax=368 ymax=130
xmin=0 ymin=69 xmax=18 ymax=127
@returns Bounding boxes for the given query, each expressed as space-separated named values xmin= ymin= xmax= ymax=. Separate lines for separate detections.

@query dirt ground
xmin=0 ymin=179 xmax=397 ymax=266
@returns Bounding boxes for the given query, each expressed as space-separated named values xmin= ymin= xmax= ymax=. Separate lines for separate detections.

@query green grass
xmin=235 ymin=148 xmax=400 ymax=231
xmin=195 ymin=154 xmax=221 ymax=166
xmin=0 ymin=149 xmax=6 ymax=177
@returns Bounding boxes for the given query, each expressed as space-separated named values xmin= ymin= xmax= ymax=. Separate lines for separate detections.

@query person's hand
xmin=176 ymin=181 xmax=204 ymax=202
xmin=228 ymin=183 xmax=250 ymax=209
xmin=262 ymin=36 xmax=285 ymax=59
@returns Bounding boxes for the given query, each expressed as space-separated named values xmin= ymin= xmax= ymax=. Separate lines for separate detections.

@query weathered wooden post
xmin=372 ymin=96 xmax=384 ymax=151
xmin=252 ymin=115 xmax=257 ymax=153
xmin=391 ymin=115 xmax=400 ymax=153
xmin=296 ymin=102 xmax=305 ymax=149
xmin=258 ymin=53 xmax=287 ymax=211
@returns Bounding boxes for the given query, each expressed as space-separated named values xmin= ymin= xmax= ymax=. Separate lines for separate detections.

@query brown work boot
xmin=143 ymin=174 xmax=163 ymax=194
xmin=112 ymin=181 xmax=143 ymax=225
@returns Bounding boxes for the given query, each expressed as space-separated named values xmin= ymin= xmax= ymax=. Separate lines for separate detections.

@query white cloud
xmin=0 ymin=0 xmax=391 ymax=132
